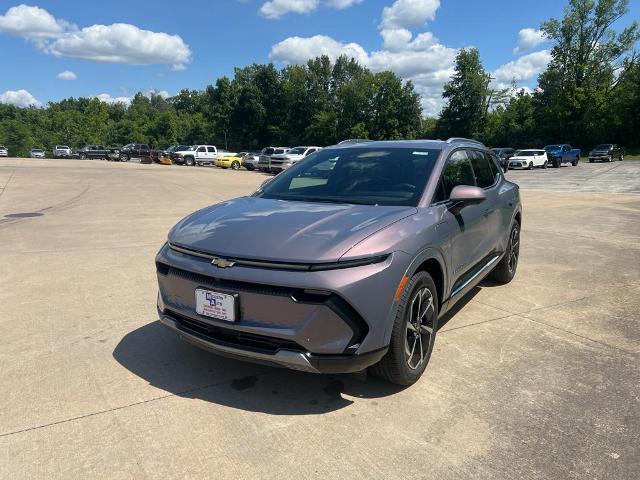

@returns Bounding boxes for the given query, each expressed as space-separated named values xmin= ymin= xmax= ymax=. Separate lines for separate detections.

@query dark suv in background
xmin=156 ymin=138 xmax=522 ymax=385
xmin=491 ymin=148 xmax=515 ymax=172
xmin=588 ymin=144 xmax=624 ymax=162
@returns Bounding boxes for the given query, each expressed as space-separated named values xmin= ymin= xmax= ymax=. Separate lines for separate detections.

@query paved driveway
xmin=1 ymin=158 xmax=638 ymax=479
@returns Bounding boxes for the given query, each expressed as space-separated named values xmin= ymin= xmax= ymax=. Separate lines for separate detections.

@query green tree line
xmin=0 ymin=0 xmax=637 ymax=157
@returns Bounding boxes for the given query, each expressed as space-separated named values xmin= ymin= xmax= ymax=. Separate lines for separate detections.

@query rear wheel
xmin=231 ymin=160 xmax=241 ymax=170
xmin=553 ymin=157 xmax=560 ymax=168
xmin=572 ymin=157 xmax=579 ymax=166
xmin=245 ymin=165 xmax=254 ymax=171
xmin=489 ymin=222 xmax=520 ymax=284
xmin=370 ymin=271 xmax=438 ymax=386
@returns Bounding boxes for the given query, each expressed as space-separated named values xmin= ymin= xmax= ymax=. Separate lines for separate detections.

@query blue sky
xmin=0 ymin=0 xmax=638 ymax=115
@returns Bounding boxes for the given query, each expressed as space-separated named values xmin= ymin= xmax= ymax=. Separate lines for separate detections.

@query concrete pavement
xmin=1 ymin=158 xmax=638 ymax=479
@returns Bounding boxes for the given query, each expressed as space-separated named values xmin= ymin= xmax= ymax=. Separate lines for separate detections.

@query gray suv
xmin=156 ymin=139 xmax=522 ymax=385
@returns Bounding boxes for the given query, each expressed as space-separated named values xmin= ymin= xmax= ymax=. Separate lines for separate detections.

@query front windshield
xmin=257 ymin=147 xmax=441 ymax=207
xmin=287 ymin=147 xmax=307 ymax=155
xmin=595 ymin=144 xmax=612 ymax=149
xmin=186 ymin=146 xmax=197 ymax=151
xmin=545 ymin=145 xmax=561 ymax=151
xmin=262 ymin=148 xmax=274 ymax=155
xmin=515 ymin=151 xmax=537 ymax=157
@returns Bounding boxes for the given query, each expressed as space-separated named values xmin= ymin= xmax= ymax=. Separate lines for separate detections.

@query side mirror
xmin=448 ymin=185 xmax=486 ymax=214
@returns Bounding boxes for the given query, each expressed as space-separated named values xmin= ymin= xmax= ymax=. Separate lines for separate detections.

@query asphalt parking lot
xmin=1 ymin=158 xmax=638 ymax=479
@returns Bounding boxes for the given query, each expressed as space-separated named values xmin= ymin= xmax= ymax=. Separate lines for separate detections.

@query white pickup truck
xmin=173 ymin=145 xmax=236 ymax=166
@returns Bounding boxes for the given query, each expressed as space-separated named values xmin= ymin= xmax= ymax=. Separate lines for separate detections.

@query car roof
xmin=325 ymin=139 xmax=463 ymax=151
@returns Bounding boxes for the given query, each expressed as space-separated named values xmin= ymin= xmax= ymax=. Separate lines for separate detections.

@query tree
xmin=437 ymin=48 xmax=491 ymax=139
xmin=536 ymin=0 xmax=639 ymax=145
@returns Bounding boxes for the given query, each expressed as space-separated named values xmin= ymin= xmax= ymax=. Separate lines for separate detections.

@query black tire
xmin=589 ymin=159 xmax=594 ymax=163
xmin=245 ymin=165 xmax=254 ymax=171
xmin=572 ymin=157 xmax=579 ymax=166
xmin=542 ymin=160 xmax=548 ymax=169
xmin=79 ymin=153 xmax=86 ymax=160
xmin=553 ymin=157 xmax=560 ymax=168
xmin=620 ymin=153 xmax=624 ymax=161
xmin=370 ymin=271 xmax=438 ymax=386
xmin=608 ymin=155 xmax=613 ymax=162
xmin=185 ymin=156 xmax=195 ymax=166
xmin=119 ymin=153 xmax=129 ymax=162
xmin=526 ymin=161 xmax=532 ymax=170
xmin=231 ymin=160 xmax=241 ymax=170
xmin=489 ymin=221 xmax=520 ymax=284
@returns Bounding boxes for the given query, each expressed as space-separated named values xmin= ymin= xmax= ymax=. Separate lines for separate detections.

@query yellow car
xmin=216 ymin=152 xmax=248 ymax=170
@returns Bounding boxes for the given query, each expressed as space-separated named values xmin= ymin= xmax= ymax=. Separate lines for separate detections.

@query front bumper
xmin=158 ymin=308 xmax=387 ymax=373
xmin=156 ymin=243 xmax=410 ymax=371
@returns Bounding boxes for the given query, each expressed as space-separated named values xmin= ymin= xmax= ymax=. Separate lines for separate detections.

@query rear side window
xmin=207 ymin=147 xmax=216 ymax=153
xmin=441 ymin=150 xmax=476 ymax=198
xmin=469 ymin=150 xmax=495 ymax=188
xmin=485 ymin=152 xmax=501 ymax=179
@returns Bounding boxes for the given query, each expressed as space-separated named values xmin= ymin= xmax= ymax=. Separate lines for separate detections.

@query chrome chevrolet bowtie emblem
xmin=211 ymin=257 xmax=236 ymax=268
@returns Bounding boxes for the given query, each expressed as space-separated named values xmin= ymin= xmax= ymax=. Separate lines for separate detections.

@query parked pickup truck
xmin=54 ymin=145 xmax=73 ymax=158
xmin=544 ymin=144 xmax=581 ymax=168
xmin=173 ymin=145 xmax=234 ymax=166
xmin=78 ymin=145 xmax=111 ymax=160
xmin=110 ymin=143 xmax=159 ymax=163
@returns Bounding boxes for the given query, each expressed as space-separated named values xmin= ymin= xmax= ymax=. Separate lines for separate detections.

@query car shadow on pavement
xmin=113 ymin=320 xmax=406 ymax=416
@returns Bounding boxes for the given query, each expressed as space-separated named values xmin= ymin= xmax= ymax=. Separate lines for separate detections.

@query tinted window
xmin=259 ymin=147 xmax=440 ymax=207
xmin=207 ymin=147 xmax=216 ymax=153
xmin=263 ymin=148 xmax=274 ymax=155
xmin=197 ymin=146 xmax=206 ymax=153
xmin=485 ymin=152 xmax=501 ymax=179
xmin=441 ymin=150 xmax=476 ymax=198
xmin=469 ymin=150 xmax=494 ymax=188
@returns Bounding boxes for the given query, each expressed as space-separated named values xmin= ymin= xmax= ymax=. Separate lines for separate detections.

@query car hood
xmin=591 ymin=149 xmax=610 ymax=153
xmin=168 ymin=196 xmax=417 ymax=263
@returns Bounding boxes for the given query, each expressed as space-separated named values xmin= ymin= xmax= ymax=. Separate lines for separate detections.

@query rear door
xmin=207 ymin=146 xmax=217 ymax=160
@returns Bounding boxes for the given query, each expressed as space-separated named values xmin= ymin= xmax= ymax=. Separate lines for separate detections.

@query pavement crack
xmin=0 ymin=371 xmax=273 ymax=439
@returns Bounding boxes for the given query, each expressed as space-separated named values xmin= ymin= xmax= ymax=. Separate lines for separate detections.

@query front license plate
xmin=195 ymin=289 xmax=236 ymax=322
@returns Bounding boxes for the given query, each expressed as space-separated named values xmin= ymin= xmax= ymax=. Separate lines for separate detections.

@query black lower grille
xmin=167 ymin=309 xmax=304 ymax=354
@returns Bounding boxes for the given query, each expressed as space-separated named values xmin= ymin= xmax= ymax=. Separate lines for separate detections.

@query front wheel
xmin=527 ymin=161 xmax=533 ymax=170
xmin=489 ymin=222 xmax=520 ymax=284
xmin=79 ymin=153 xmax=86 ymax=160
xmin=231 ymin=160 xmax=241 ymax=170
xmin=572 ymin=157 xmax=579 ymax=166
xmin=185 ymin=156 xmax=195 ymax=166
xmin=119 ymin=153 xmax=129 ymax=162
xmin=370 ymin=271 xmax=438 ymax=386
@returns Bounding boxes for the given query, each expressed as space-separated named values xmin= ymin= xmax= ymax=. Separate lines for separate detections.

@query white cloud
xmin=0 ymin=5 xmax=191 ymax=69
xmin=259 ymin=0 xmax=362 ymax=19
xmin=0 ymin=89 xmax=41 ymax=107
xmin=493 ymin=50 xmax=552 ymax=85
xmin=45 ymin=23 xmax=191 ymax=70
xmin=381 ymin=0 xmax=440 ymax=30
xmin=56 ymin=70 xmax=77 ymax=80
xmin=0 ymin=4 xmax=73 ymax=42
xmin=269 ymin=35 xmax=369 ymax=64
xmin=94 ymin=93 xmax=132 ymax=105
xmin=513 ymin=28 xmax=546 ymax=54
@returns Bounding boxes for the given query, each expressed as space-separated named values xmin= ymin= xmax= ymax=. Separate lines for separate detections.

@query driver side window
xmin=432 ymin=150 xmax=476 ymax=204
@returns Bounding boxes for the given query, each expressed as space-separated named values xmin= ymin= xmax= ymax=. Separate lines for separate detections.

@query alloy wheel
xmin=508 ymin=226 xmax=520 ymax=274
xmin=405 ymin=287 xmax=435 ymax=370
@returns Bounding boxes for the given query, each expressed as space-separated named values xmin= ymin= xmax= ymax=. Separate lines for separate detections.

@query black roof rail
xmin=446 ymin=137 xmax=485 ymax=146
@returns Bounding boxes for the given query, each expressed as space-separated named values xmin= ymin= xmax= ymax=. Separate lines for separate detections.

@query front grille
xmin=168 ymin=266 xmax=296 ymax=297
xmin=166 ymin=309 xmax=305 ymax=354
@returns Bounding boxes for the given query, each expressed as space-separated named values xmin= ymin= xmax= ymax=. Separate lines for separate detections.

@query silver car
xmin=0 ymin=145 xmax=8 ymax=157
xmin=156 ymin=139 xmax=522 ymax=385
xmin=258 ymin=147 xmax=289 ymax=172
xmin=30 ymin=148 xmax=45 ymax=158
